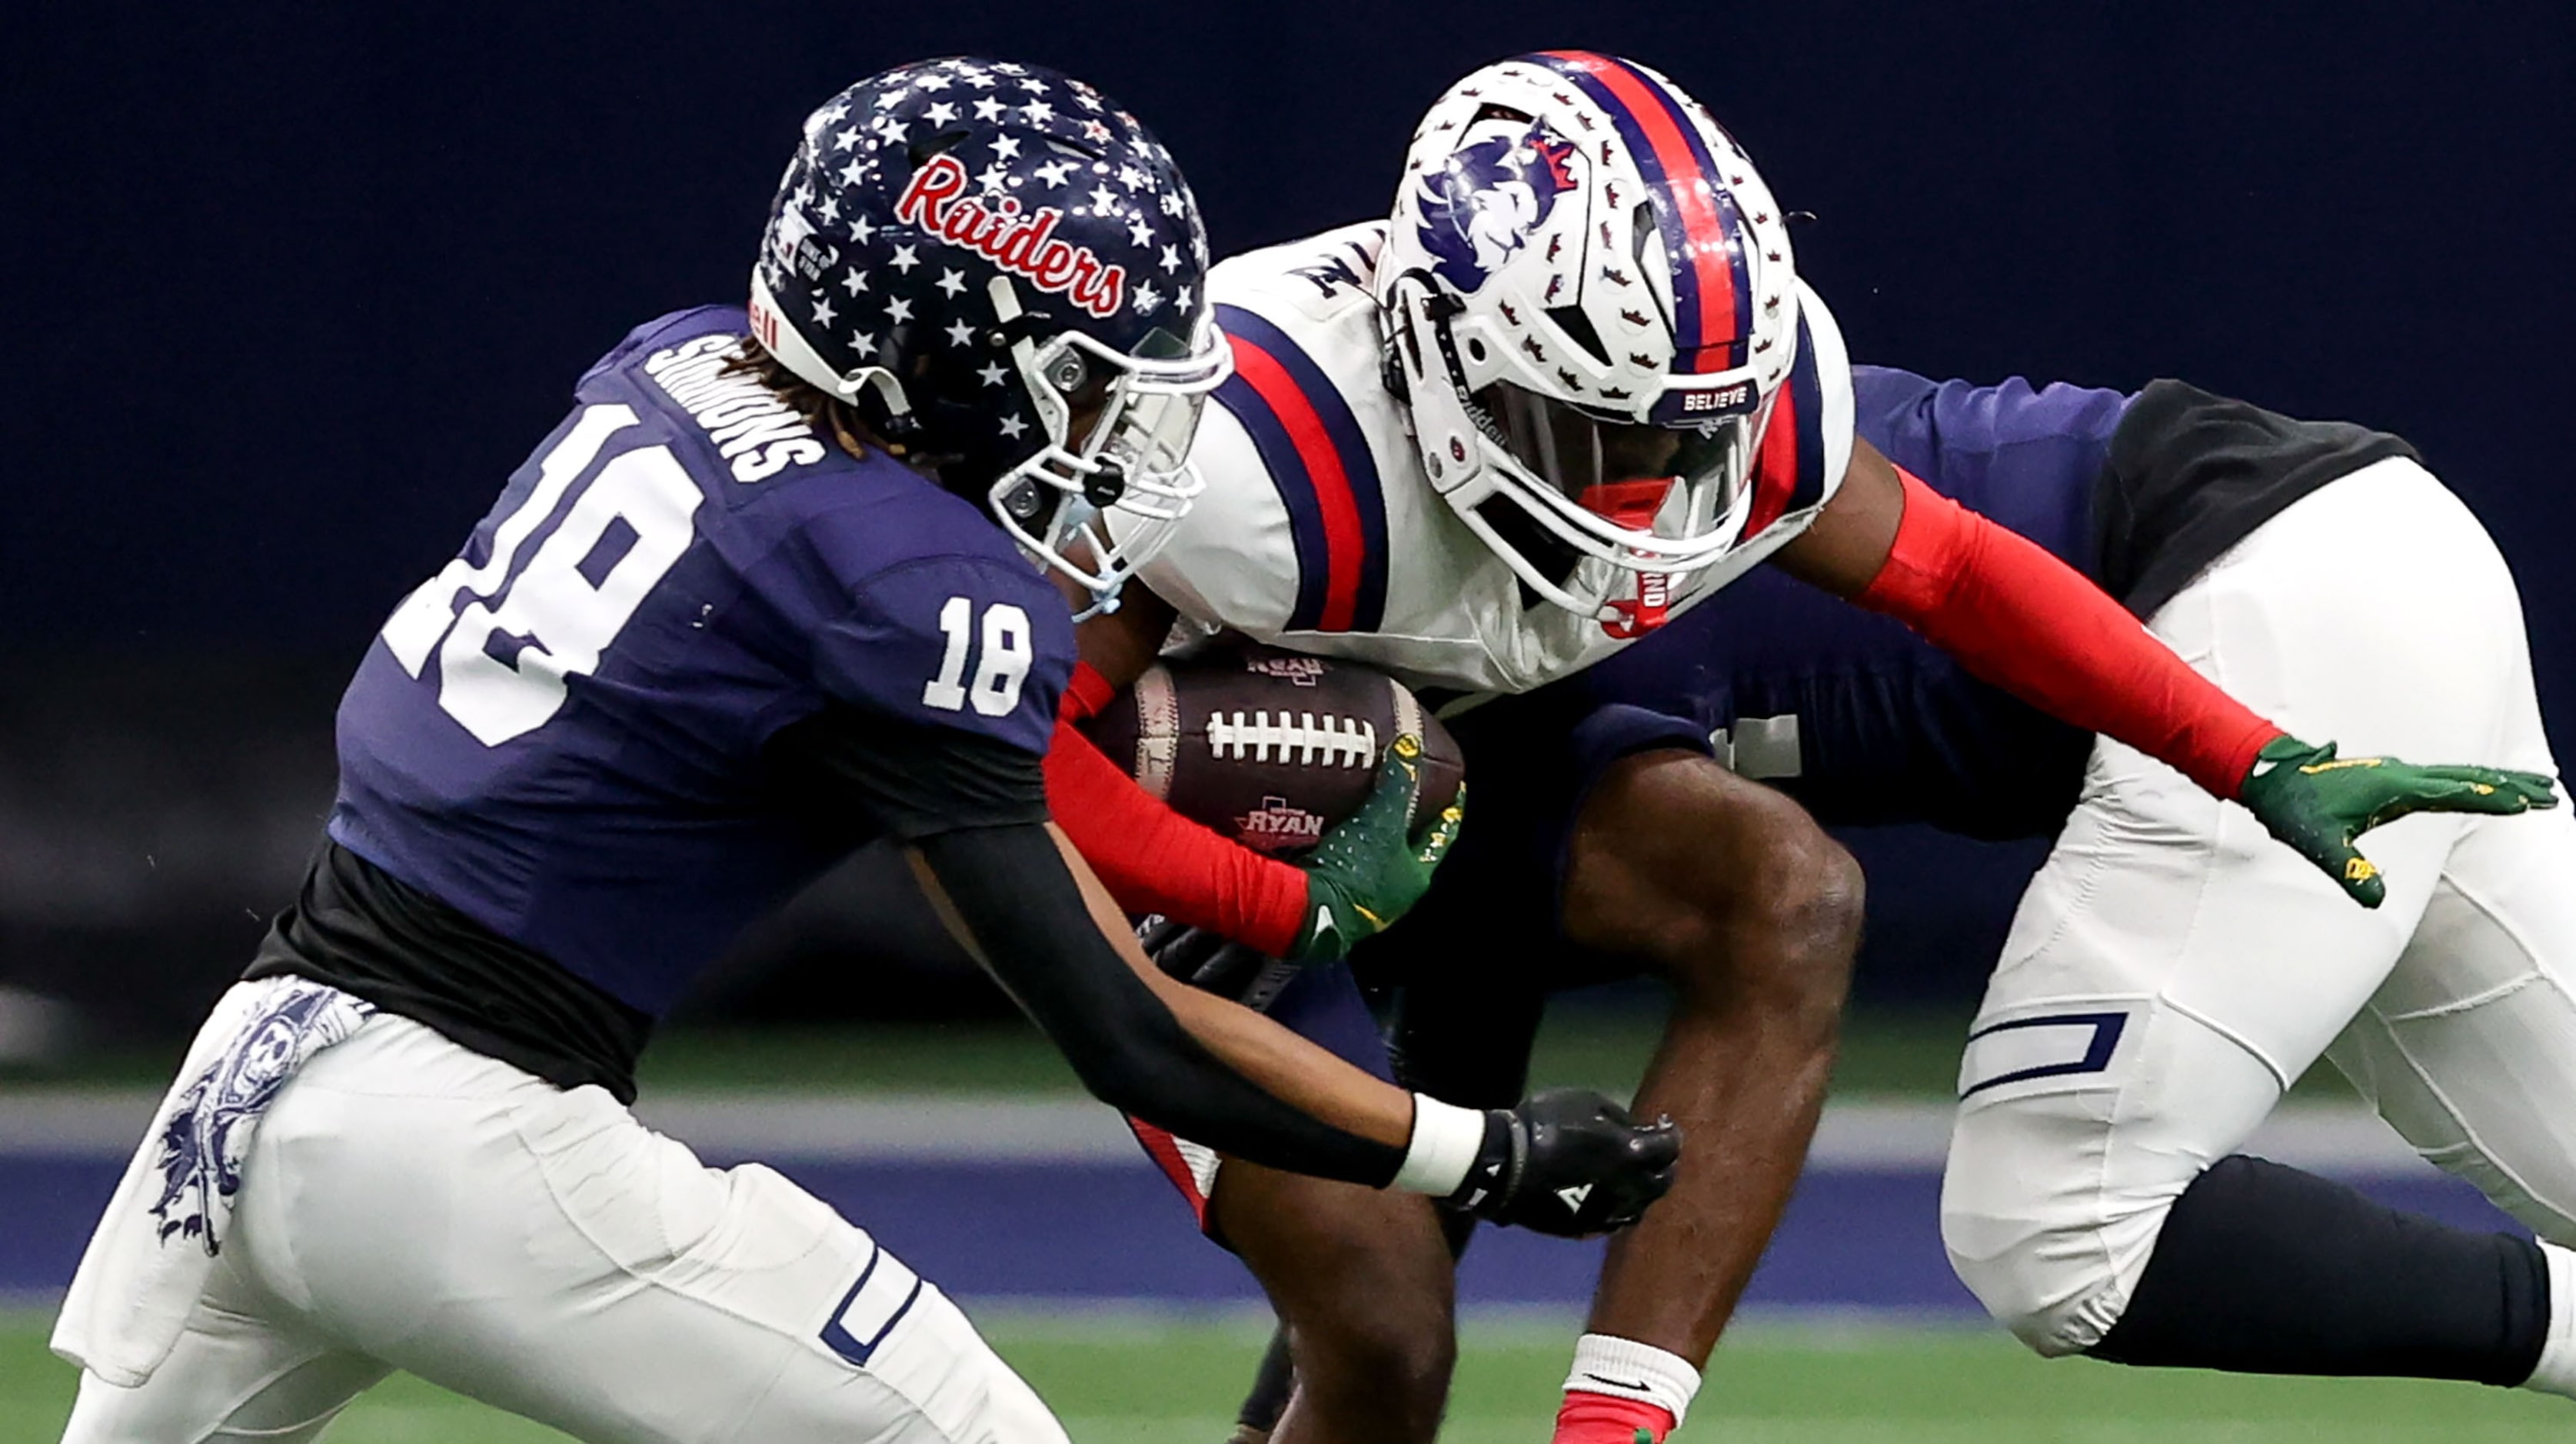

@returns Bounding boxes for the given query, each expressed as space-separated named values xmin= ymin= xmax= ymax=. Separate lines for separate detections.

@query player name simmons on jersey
xmin=258 ymin=308 xmax=1075 ymax=1094
xmin=1124 ymin=222 xmax=1855 ymax=697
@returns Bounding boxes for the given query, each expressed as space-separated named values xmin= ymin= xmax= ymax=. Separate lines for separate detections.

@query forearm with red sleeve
xmin=1046 ymin=661 xmax=1311 ymax=956
xmin=1852 ymin=467 xmax=2283 ymax=800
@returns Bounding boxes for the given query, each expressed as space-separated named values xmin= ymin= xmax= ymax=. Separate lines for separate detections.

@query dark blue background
xmin=10 ymin=2 xmax=2571 ymax=664
xmin=5 ymin=2 xmax=2571 ymax=1021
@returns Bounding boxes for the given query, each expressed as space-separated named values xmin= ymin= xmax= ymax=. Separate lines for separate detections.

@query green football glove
xmin=1288 ymin=734 xmax=1466 ymax=963
xmin=2238 ymin=734 xmax=2558 ymax=907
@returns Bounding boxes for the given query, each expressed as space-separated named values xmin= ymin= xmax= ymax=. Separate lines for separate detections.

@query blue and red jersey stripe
xmin=1210 ymin=304 xmax=1390 ymax=633
xmin=1526 ymin=51 xmax=1756 ymax=376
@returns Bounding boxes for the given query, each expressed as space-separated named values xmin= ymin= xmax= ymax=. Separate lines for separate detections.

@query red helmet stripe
xmin=1746 ymin=379 xmax=1802 ymax=537
xmin=1539 ymin=52 xmax=1744 ymax=375
xmin=1745 ymin=311 xmax=1828 ymax=536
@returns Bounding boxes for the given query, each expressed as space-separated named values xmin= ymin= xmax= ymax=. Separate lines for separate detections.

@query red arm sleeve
xmin=1047 ymin=662 xmax=1312 ymax=956
xmin=1852 ymin=467 xmax=2282 ymax=800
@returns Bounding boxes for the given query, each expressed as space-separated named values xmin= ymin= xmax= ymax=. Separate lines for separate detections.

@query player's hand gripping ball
xmin=1083 ymin=643 xmax=1466 ymax=968
xmin=2238 ymin=734 xmax=2559 ymax=906
xmin=1287 ymin=737 xmax=1465 ymax=962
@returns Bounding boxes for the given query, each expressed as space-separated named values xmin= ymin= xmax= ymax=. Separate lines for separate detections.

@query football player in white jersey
xmin=1042 ymin=52 xmax=2552 ymax=1444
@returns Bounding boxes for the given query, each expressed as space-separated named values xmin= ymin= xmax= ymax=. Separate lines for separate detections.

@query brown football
xmin=1080 ymin=640 xmax=1465 ymax=856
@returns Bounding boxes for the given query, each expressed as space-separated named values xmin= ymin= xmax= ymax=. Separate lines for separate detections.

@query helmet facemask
xmin=984 ymin=278 xmax=1230 ymax=616
xmin=1385 ymin=271 xmax=1766 ymax=624
xmin=1478 ymin=380 xmax=1749 ymax=564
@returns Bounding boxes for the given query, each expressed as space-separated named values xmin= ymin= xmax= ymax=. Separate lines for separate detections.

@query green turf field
xmin=5 ymin=1309 xmax=2566 ymax=1442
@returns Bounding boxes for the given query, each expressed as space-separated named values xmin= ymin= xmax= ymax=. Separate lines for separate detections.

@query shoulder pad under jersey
xmin=581 ymin=306 xmax=755 ymax=392
xmin=575 ymin=308 xmax=1077 ymax=751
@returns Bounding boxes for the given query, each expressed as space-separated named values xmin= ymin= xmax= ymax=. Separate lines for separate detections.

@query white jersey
xmin=1131 ymin=222 xmax=1855 ymax=697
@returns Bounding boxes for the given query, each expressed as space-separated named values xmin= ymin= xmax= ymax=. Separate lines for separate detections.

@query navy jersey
xmin=328 ymin=307 xmax=1073 ymax=1016
xmin=1568 ymin=366 xmax=2131 ymax=839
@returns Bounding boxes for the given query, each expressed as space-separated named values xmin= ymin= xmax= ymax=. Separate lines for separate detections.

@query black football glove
xmin=1446 ymin=1088 xmax=1681 ymax=1238
xmin=1137 ymin=914 xmax=1297 ymax=1010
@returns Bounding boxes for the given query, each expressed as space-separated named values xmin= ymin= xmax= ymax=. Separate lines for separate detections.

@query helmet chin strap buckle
xmin=1083 ymin=454 xmax=1130 ymax=508
xmin=1001 ymin=479 xmax=1050 ymax=523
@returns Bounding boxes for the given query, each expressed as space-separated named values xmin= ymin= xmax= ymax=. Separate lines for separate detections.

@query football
xmin=1080 ymin=641 xmax=1465 ymax=855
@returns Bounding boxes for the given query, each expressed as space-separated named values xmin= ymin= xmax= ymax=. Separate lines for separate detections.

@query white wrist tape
xmin=1393 ymin=1093 xmax=1486 ymax=1196
xmin=1565 ymin=1333 xmax=1702 ymax=1426
xmin=2526 ymin=1242 xmax=2576 ymax=1398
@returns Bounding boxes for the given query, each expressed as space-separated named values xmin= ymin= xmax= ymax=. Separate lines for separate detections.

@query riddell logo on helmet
xmin=895 ymin=154 xmax=1127 ymax=320
xmin=1237 ymin=797 xmax=1328 ymax=852
xmin=1603 ymin=571 xmax=1672 ymax=639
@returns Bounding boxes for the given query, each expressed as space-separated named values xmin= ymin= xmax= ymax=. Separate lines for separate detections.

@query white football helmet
xmin=1378 ymin=52 xmax=1799 ymax=631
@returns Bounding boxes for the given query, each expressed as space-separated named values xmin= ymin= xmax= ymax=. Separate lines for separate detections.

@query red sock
xmin=1553 ymin=1390 xmax=1676 ymax=1444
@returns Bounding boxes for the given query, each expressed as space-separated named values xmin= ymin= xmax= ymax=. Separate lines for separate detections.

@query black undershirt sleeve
xmin=913 ymin=822 xmax=1406 ymax=1189
xmin=775 ymin=701 xmax=1420 ymax=1186
xmin=764 ymin=703 xmax=1056 ymax=841
xmin=773 ymin=704 xmax=1407 ymax=1186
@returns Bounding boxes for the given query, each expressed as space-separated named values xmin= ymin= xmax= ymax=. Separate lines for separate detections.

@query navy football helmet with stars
xmin=748 ymin=58 xmax=1230 ymax=609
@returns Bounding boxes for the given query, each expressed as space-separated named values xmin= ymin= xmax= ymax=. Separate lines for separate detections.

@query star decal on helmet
xmin=747 ymin=57 xmax=1226 ymax=607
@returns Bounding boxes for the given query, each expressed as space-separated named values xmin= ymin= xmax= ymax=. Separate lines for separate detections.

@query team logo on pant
xmin=149 ymin=984 xmax=374 ymax=1255
xmin=820 ymin=1243 xmax=925 ymax=1367
xmin=1958 ymin=1008 xmax=2130 ymax=1100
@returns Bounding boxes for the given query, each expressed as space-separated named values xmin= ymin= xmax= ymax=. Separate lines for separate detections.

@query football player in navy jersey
xmin=1037 ymin=53 xmax=2563 ymax=1444
xmin=48 ymin=61 xmax=1681 ymax=1444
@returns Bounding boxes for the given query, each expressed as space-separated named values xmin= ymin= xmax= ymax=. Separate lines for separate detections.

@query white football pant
xmin=1940 ymin=457 xmax=2576 ymax=1355
xmin=56 ymin=1001 xmax=1070 ymax=1444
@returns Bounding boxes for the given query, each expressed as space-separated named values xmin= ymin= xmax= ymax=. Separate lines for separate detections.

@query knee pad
xmin=1942 ymin=1202 xmax=2155 ymax=1357
xmin=1942 ymin=996 xmax=2291 ymax=1356
xmin=1941 ymin=1093 xmax=2187 ymax=1356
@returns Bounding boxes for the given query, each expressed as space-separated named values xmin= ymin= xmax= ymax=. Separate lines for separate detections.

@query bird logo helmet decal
xmin=1409 ymin=120 xmax=1582 ymax=294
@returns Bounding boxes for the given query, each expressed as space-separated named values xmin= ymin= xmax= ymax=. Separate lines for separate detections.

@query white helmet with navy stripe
xmin=1378 ymin=52 xmax=1798 ymax=631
